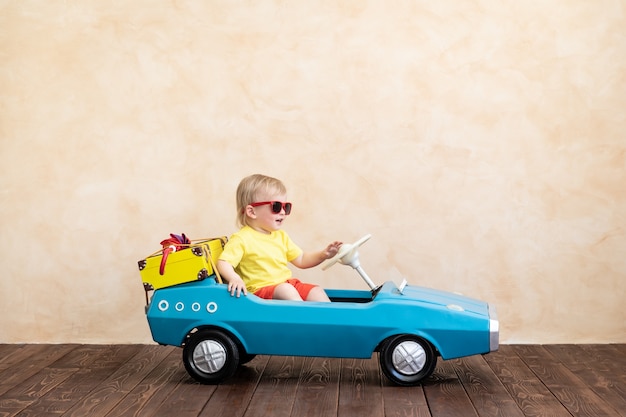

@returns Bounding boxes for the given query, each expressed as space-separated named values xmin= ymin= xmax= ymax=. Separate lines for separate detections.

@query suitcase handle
xmin=159 ymin=246 xmax=177 ymax=275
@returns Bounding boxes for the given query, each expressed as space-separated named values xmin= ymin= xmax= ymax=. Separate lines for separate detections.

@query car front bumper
xmin=489 ymin=303 xmax=499 ymax=352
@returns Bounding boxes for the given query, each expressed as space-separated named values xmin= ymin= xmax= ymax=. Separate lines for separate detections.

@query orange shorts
xmin=254 ymin=278 xmax=317 ymax=300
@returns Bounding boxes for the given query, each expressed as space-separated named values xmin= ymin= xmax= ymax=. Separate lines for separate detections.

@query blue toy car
xmin=144 ymin=235 xmax=499 ymax=386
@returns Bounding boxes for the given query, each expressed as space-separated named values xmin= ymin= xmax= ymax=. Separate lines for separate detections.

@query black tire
xmin=183 ymin=329 xmax=240 ymax=384
xmin=379 ymin=335 xmax=437 ymax=386
xmin=239 ymin=353 xmax=257 ymax=365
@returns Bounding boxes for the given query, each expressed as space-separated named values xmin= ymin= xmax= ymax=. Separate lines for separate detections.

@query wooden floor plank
xmin=0 ymin=344 xmax=623 ymax=417
xmin=512 ymin=345 xmax=621 ymax=417
xmin=483 ymin=345 xmax=572 ymax=417
xmin=0 ymin=344 xmax=30 ymax=371
xmin=543 ymin=345 xmax=626 ymax=416
xmin=381 ymin=377 xmax=431 ymax=417
xmin=16 ymin=345 xmax=142 ymax=417
xmin=337 ymin=358 xmax=384 ymax=417
xmin=579 ymin=344 xmax=626 ymax=378
xmin=451 ymin=355 xmax=525 ymax=417
xmin=103 ymin=346 xmax=187 ymax=417
xmin=150 ymin=379 xmax=214 ymax=417
xmin=379 ymin=348 xmax=431 ymax=417
xmin=423 ymin=359 xmax=479 ymax=417
xmin=0 ymin=345 xmax=77 ymax=397
xmin=198 ymin=354 xmax=269 ymax=417
xmin=0 ymin=365 xmax=79 ymax=417
xmin=238 ymin=355 xmax=301 ymax=417
xmin=0 ymin=344 xmax=22 ymax=361
xmin=61 ymin=345 xmax=174 ymax=417
xmin=291 ymin=357 xmax=341 ymax=416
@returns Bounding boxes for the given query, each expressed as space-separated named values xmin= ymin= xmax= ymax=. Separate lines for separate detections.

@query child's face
xmin=247 ymin=192 xmax=289 ymax=233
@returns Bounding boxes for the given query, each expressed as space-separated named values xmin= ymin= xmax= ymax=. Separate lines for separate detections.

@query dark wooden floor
xmin=0 ymin=344 xmax=624 ymax=417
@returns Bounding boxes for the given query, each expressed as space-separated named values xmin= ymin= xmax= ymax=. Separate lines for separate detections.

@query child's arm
xmin=217 ymin=259 xmax=248 ymax=297
xmin=291 ymin=241 xmax=342 ymax=269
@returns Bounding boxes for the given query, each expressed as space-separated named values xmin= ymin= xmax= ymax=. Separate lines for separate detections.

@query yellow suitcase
xmin=138 ymin=237 xmax=226 ymax=293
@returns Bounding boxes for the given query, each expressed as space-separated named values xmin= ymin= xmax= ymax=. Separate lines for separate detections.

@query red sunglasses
xmin=250 ymin=201 xmax=292 ymax=215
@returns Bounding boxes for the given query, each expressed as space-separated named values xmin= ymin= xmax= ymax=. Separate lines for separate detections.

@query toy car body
xmin=145 ymin=273 xmax=499 ymax=386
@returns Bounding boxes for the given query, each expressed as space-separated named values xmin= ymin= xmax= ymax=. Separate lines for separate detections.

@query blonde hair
xmin=235 ymin=174 xmax=287 ymax=227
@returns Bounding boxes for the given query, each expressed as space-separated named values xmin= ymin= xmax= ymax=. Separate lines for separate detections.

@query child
xmin=217 ymin=174 xmax=342 ymax=301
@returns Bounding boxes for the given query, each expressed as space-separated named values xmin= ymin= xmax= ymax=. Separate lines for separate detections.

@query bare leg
xmin=306 ymin=286 xmax=331 ymax=302
xmin=273 ymin=282 xmax=304 ymax=301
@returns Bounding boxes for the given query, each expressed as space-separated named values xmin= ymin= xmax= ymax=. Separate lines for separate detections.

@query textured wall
xmin=1 ymin=1 xmax=624 ymax=343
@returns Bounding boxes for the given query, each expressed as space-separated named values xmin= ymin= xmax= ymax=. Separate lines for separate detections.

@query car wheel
xmin=183 ymin=329 xmax=240 ymax=384
xmin=239 ymin=353 xmax=257 ymax=365
xmin=379 ymin=335 xmax=437 ymax=386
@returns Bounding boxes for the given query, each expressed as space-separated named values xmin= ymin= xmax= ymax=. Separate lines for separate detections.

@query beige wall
xmin=1 ymin=1 xmax=624 ymax=344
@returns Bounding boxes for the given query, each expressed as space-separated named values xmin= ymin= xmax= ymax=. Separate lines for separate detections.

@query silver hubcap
xmin=192 ymin=340 xmax=227 ymax=373
xmin=392 ymin=340 xmax=426 ymax=375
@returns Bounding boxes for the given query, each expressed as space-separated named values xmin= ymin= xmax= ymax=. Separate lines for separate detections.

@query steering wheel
xmin=322 ymin=234 xmax=371 ymax=270
xmin=322 ymin=234 xmax=376 ymax=289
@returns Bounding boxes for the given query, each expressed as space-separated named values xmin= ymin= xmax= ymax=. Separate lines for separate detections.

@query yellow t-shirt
xmin=218 ymin=226 xmax=303 ymax=294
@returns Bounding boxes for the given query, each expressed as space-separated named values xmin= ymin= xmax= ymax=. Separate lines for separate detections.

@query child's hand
xmin=323 ymin=241 xmax=343 ymax=259
xmin=228 ymin=277 xmax=248 ymax=297
xmin=293 ymin=241 xmax=344 ymax=269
